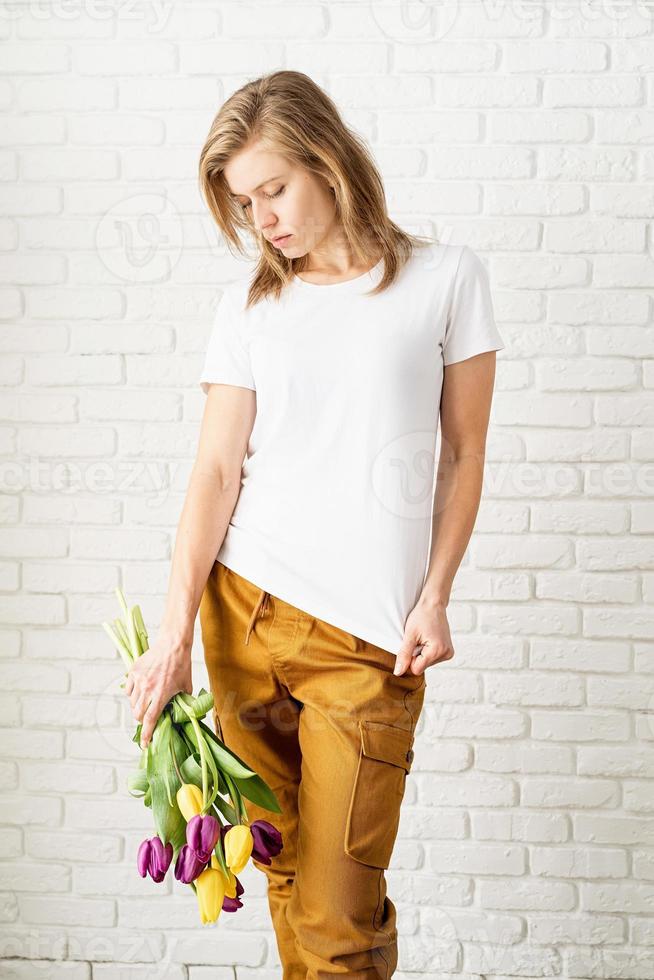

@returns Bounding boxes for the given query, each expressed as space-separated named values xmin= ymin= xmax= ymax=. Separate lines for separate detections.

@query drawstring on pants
xmin=244 ymin=588 xmax=270 ymax=645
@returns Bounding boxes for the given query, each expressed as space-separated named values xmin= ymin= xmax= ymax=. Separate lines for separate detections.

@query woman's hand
xmin=124 ymin=634 xmax=194 ymax=749
xmin=394 ymin=598 xmax=454 ymax=676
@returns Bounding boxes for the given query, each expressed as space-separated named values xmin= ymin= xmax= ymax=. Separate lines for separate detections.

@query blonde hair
xmin=198 ymin=70 xmax=435 ymax=308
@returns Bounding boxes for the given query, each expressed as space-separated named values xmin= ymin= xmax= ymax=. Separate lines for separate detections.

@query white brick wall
xmin=2 ymin=1 xmax=654 ymax=977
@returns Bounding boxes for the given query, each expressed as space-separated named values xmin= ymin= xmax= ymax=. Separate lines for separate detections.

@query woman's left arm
xmin=394 ymin=349 xmax=499 ymax=676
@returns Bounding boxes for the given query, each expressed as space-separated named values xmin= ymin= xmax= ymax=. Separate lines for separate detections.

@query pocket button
xmin=406 ymin=748 xmax=414 ymax=764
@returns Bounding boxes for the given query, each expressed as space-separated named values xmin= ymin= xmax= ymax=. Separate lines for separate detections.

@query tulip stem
xmin=170 ymin=736 xmax=184 ymax=784
xmin=176 ymin=698 xmax=209 ymax=811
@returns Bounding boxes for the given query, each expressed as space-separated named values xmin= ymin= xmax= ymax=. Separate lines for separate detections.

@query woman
xmin=125 ymin=70 xmax=504 ymax=978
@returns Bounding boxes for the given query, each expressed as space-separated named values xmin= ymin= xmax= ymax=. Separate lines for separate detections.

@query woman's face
xmin=223 ymin=141 xmax=341 ymax=259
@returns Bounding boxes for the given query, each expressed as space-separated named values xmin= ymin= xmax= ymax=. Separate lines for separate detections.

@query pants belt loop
xmin=244 ymin=588 xmax=270 ymax=646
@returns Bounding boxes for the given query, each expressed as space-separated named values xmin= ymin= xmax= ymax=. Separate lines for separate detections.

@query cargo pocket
xmin=344 ymin=719 xmax=416 ymax=870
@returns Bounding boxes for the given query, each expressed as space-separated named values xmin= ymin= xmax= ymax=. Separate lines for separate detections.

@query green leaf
xmin=127 ymin=770 xmax=149 ymax=798
xmin=179 ymin=720 xmax=220 ymax=812
xmin=132 ymin=604 xmax=149 ymax=654
xmin=145 ymin=722 xmax=186 ymax=851
xmin=170 ymin=690 xmax=214 ymax=723
xmin=211 ymin=790 xmax=239 ymax=826
xmin=212 ymin=831 xmax=229 ymax=878
xmin=179 ymin=754 xmax=238 ymax=825
xmin=196 ymin=719 xmax=258 ymax=779
xmin=231 ymin=771 xmax=282 ymax=814
xmin=179 ymin=752 xmax=203 ymax=785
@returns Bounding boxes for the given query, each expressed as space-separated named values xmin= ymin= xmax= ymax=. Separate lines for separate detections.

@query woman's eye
xmin=240 ymin=187 xmax=284 ymax=211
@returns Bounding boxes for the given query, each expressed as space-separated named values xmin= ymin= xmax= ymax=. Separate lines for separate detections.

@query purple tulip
xmin=174 ymin=843 xmax=208 ymax=884
xmin=137 ymin=837 xmax=173 ymax=883
xmin=250 ymin=820 xmax=283 ymax=866
xmin=222 ymin=875 xmax=245 ymax=912
xmin=186 ymin=813 xmax=221 ymax=863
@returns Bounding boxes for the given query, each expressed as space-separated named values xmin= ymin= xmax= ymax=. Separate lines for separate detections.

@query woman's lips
xmin=272 ymin=234 xmax=292 ymax=246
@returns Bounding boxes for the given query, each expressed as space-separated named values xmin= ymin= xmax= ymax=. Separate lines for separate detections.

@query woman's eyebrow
xmin=228 ymin=174 xmax=284 ymax=198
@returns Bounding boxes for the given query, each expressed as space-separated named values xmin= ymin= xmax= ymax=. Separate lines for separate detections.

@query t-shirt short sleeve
xmin=199 ymin=288 xmax=256 ymax=394
xmin=442 ymin=246 xmax=505 ymax=366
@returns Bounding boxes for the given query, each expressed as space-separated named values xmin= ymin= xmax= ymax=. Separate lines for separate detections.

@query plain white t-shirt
xmin=199 ymin=242 xmax=505 ymax=655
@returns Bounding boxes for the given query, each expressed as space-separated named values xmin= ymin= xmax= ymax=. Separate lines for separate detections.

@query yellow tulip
xmin=224 ymin=824 xmax=253 ymax=875
xmin=176 ymin=783 xmax=204 ymax=822
xmin=195 ymin=866 xmax=226 ymax=925
xmin=209 ymin=855 xmax=237 ymax=899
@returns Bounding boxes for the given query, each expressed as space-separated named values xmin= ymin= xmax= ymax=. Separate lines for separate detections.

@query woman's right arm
xmin=124 ymin=383 xmax=257 ymax=748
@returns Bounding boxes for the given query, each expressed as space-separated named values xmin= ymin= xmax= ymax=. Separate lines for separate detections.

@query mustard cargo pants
xmin=199 ymin=560 xmax=426 ymax=979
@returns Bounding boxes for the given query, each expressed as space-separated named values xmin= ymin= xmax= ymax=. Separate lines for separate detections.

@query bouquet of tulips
xmin=102 ymin=587 xmax=284 ymax=924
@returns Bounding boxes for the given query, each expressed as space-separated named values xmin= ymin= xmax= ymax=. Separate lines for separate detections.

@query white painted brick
xmin=586 ymin=882 xmax=654 ymax=917
xmin=22 ymin=757 xmax=115 ymax=795
xmin=0 ymin=961 xmax=89 ymax=979
xmin=0 ymin=253 xmax=65 ymax=285
xmin=0 ymin=758 xmax=19 ymax=787
xmin=0 ymin=561 xmax=19 ymax=590
xmin=532 ymin=711 xmax=629 ymax=742
xmin=531 ymin=846 xmax=628 ymax=878
xmin=26 ymin=354 xmax=122 ymax=385
xmin=22 ymin=562 xmax=119 ymax=594
xmin=549 ymin=288 xmax=649 ymax=324
xmin=491 ymin=110 xmax=591 ymax=144
xmin=0 ymin=861 xmax=70 ymax=893
xmin=0 ymin=596 xmax=65 ymax=625
xmin=21 ymin=149 xmax=118 ymax=182
xmin=432 ymin=75 xmax=539 ymax=108
xmin=0 ymin=393 xmax=76 ymax=422
xmin=0 ymin=827 xmax=22 ymax=858
xmin=420 ymin=774 xmax=516 ymax=808
xmin=79 ymin=389 xmax=180 ymax=421
xmin=594 ymin=396 xmax=654 ymax=429
xmin=568 ymin=948 xmax=654 ymax=979
xmin=539 ymin=146 xmax=635 ymax=181
xmin=66 ymin=932 xmax=167 ymax=977
xmin=19 ymin=895 xmax=115 ymax=927
xmin=476 ymin=742 xmax=573 ymax=776
xmin=18 ymin=78 xmax=114 ymax=112
xmin=428 ymin=843 xmax=525 ymax=875
xmin=536 ymin=571 xmax=638 ymax=604
xmin=0 ymin=660 xmax=68 ymax=693
xmin=379 ymin=109 xmax=480 ymax=143
xmin=0 ymin=630 xmax=21 ymax=658
xmin=431 ymin=146 xmax=533 ymax=180
xmin=18 ymin=427 xmax=116 ymax=457
xmin=506 ymin=41 xmax=608 ymax=73
xmin=26 ymin=831 xmax=121 ymax=866
xmin=465 ymin=942 xmax=561 ymax=975
xmin=531 ymin=502 xmax=628 ymax=534
xmin=68 ymin=113 xmax=164 ymax=146
xmin=23 ymin=496 xmax=120 ymax=526
xmin=94 ymin=965 xmax=186 ymax=980
xmin=168 ymin=931 xmax=268 ymax=967
xmin=472 ymin=811 xmax=568 ymax=844
xmin=479 ymin=878 xmax=576 ymax=911
xmin=0 ymin=496 xmax=20 ymax=523
xmin=544 ymin=75 xmax=643 ymax=107
xmin=523 ymin=777 xmax=619 ymax=809
xmin=529 ymin=912 xmax=624 ymax=944
xmin=69 ymin=528 xmax=169 ymax=560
